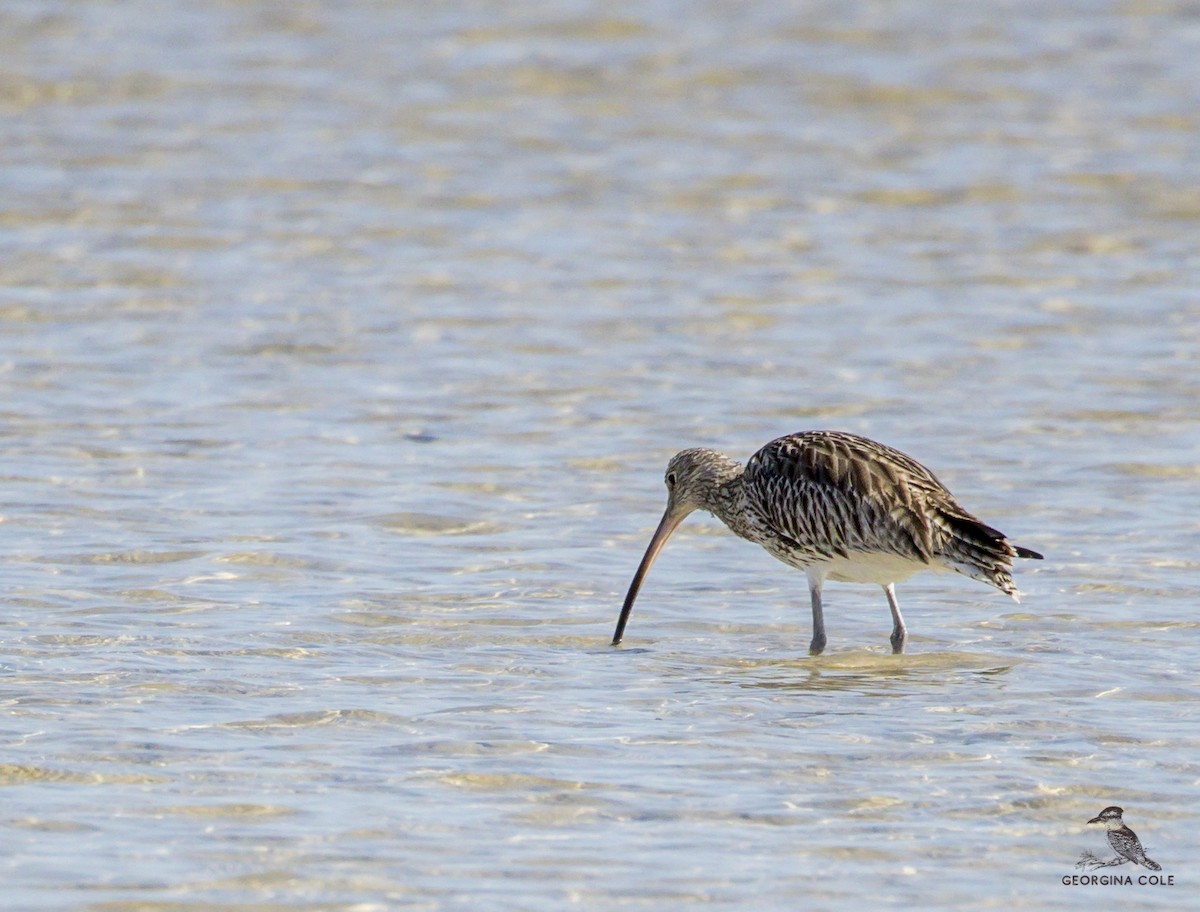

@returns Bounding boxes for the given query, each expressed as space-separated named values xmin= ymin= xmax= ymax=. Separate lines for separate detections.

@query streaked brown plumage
xmin=613 ymin=430 xmax=1042 ymax=654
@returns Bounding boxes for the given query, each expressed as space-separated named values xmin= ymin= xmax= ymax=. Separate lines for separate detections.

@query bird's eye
xmin=666 ymin=472 xmax=677 ymax=487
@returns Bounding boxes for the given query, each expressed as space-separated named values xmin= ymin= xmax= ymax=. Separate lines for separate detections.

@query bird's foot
xmin=890 ymin=627 xmax=906 ymax=654
xmin=808 ymin=635 xmax=826 ymax=656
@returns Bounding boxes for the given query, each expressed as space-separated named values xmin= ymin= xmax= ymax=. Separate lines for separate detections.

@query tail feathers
xmin=940 ymin=511 xmax=1040 ymax=560
xmin=947 ymin=560 xmax=1021 ymax=601
xmin=1143 ymin=858 xmax=1162 ymax=871
xmin=935 ymin=509 xmax=1039 ymax=599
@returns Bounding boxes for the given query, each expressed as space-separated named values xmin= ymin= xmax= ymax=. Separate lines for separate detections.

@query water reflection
xmin=717 ymin=651 xmax=1018 ymax=693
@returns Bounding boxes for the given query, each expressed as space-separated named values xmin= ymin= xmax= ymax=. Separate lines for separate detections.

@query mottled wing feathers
xmin=745 ymin=432 xmax=945 ymax=563
xmin=743 ymin=432 xmax=1033 ymax=590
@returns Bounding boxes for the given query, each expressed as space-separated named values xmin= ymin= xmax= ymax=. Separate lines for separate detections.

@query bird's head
xmin=1088 ymin=806 xmax=1125 ymax=828
xmin=611 ymin=447 xmax=743 ymax=645
xmin=662 ymin=447 xmax=742 ymax=516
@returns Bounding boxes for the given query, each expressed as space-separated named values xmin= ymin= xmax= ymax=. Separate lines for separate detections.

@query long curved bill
xmin=612 ymin=505 xmax=687 ymax=645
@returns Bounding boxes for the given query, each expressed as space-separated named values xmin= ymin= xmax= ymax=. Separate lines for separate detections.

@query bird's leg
xmin=884 ymin=583 xmax=906 ymax=654
xmin=806 ymin=568 xmax=827 ymax=655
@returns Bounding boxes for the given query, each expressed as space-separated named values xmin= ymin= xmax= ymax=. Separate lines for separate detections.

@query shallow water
xmin=2 ymin=1 xmax=1197 ymax=909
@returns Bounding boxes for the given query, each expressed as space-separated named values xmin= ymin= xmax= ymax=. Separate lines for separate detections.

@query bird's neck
xmin=702 ymin=469 xmax=755 ymax=538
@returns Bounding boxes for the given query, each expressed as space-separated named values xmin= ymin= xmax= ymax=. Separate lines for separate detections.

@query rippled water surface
xmin=2 ymin=1 xmax=1198 ymax=909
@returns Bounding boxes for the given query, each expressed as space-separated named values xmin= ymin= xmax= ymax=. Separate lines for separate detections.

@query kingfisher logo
xmin=1063 ymin=806 xmax=1173 ymax=887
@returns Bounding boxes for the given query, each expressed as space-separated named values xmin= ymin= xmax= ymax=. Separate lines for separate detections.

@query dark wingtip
xmin=1014 ymin=545 xmax=1043 ymax=560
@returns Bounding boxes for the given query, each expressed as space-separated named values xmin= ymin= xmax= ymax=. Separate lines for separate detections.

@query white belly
xmin=809 ymin=551 xmax=940 ymax=586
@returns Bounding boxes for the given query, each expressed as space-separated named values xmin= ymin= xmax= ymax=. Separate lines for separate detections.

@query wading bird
xmin=612 ymin=430 xmax=1042 ymax=654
